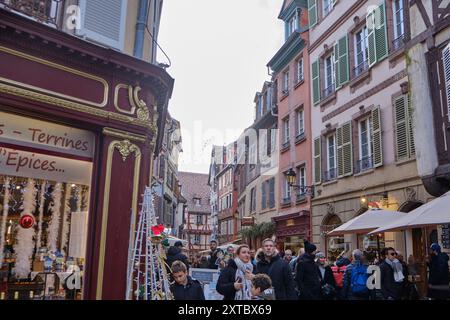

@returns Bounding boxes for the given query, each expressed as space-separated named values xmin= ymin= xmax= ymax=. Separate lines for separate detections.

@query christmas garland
xmin=47 ymin=182 xmax=63 ymax=253
xmin=35 ymin=180 xmax=47 ymax=251
xmin=0 ymin=177 xmax=11 ymax=264
xmin=13 ymin=178 xmax=37 ymax=279
xmin=60 ymin=184 xmax=72 ymax=257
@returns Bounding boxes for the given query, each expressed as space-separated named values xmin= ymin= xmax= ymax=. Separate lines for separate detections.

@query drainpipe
xmin=133 ymin=0 xmax=150 ymax=59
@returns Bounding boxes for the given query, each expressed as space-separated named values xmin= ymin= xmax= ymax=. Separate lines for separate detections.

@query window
xmin=286 ymin=11 xmax=299 ymax=39
xmin=196 ymin=214 xmax=203 ymax=225
xmin=354 ymin=27 xmax=369 ymax=77
xmin=250 ymin=187 xmax=256 ymax=212
xmin=283 ymin=70 xmax=290 ymax=94
xmin=270 ymin=129 xmax=277 ymax=153
xmin=261 ymin=181 xmax=267 ymax=210
xmin=298 ymin=167 xmax=306 ymax=195
xmin=393 ymin=0 xmax=405 ymax=43
xmin=296 ymin=58 xmax=304 ymax=83
xmin=324 ymin=53 xmax=335 ymax=97
xmin=327 ymin=134 xmax=337 ymax=180
xmin=194 ymin=198 xmax=201 ymax=206
xmin=323 ymin=0 xmax=333 ymax=16
xmin=283 ymin=175 xmax=291 ymax=199
xmin=283 ymin=117 xmax=290 ymax=144
xmin=358 ymin=118 xmax=374 ymax=172
xmin=296 ymin=109 xmax=304 ymax=137
xmin=194 ymin=234 xmax=200 ymax=244
xmin=269 ymin=178 xmax=275 ymax=208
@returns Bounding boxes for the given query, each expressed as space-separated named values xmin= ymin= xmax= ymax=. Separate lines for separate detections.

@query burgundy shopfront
xmin=0 ymin=9 xmax=173 ymax=300
xmin=273 ymin=210 xmax=310 ymax=255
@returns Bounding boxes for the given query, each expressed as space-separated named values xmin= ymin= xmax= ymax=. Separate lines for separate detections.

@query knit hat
xmin=304 ymin=240 xmax=317 ymax=254
xmin=174 ymin=241 xmax=184 ymax=248
xmin=430 ymin=243 xmax=441 ymax=253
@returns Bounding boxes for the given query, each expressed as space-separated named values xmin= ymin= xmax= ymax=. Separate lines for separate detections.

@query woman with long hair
xmin=216 ymin=244 xmax=254 ymax=300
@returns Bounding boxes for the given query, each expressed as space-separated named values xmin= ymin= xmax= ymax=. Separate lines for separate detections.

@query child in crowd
xmin=170 ymin=261 xmax=205 ymax=300
xmin=251 ymin=273 xmax=275 ymax=300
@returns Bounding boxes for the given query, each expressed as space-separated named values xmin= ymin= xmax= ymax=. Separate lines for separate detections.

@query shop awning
xmin=327 ymin=209 xmax=408 ymax=236
xmin=370 ymin=191 xmax=450 ymax=233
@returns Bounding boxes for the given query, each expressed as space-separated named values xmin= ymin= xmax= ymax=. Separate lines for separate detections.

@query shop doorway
xmin=321 ymin=214 xmax=344 ymax=262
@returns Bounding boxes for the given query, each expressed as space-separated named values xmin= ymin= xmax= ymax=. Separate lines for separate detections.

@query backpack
xmin=350 ymin=264 xmax=369 ymax=294
xmin=331 ymin=265 xmax=346 ymax=288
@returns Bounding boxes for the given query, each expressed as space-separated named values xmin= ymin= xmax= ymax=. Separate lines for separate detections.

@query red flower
xmin=151 ymin=224 xmax=165 ymax=235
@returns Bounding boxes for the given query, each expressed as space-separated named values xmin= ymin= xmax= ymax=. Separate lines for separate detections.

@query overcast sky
xmin=158 ymin=0 xmax=284 ymax=174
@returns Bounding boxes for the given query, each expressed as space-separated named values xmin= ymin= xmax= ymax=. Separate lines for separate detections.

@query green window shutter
xmin=407 ymin=94 xmax=416 ymax=157
xmin=371 ymin=106 xmax=383 ymax=167
xmin=314 ymin=137 xmax=322 ymax=184
xmin=367 ymin=8 xmax=377 ymax=67
xmin=394 ymin=95 xmax=409 ymax=161
xmin=375 ymin=2 xmax=388 ymax=62
xmin=312 ymin=59 xmax=320 ymax=105
xmin=338 ymin=35 xmax=349 ymax=87
xmin=335 ymin=35 xmax=349 ymax=89
xmin=308 ymin=0 xmax=317 ymax=28
xmin=342 ymin=122 xmax=353 ymax=176
xmin=337 ymin=126 xmax=344 ymax=178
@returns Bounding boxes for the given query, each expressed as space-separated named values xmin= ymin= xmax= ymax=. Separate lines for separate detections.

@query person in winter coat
xmin=342 ymin=249 xmax=370 ymax=300
xmin=255 ymin=238 xmax=297 ymax=300
xmin=427 ymin=243 xmax=450 ymax=286
xmin=380 ymin=247 xmax=404 ymax=300
xmin=170 ymin=261 xmax=205 ymax=300
xmin=166 ymin=241 xmax=190 ymax=271
xmin=316 ymin=251 xmax=336 ymax=300
xmin=296 ymin=240 xmax=321 ymax=300
xmin=208 ymin=240 xmax=221 ymax=269
xmin=251 ymin=273 xmax=276 ymax=300
xmin=216 ymin=244 xmax=254 ymax=300
xmin=332 ymin=254 xmax=351 ymax=300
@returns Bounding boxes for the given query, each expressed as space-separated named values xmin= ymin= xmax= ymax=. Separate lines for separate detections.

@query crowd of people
xmin=165 ymin=238 xmax=450 ymax=301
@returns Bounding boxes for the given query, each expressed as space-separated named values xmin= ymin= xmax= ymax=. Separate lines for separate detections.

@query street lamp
xmin=284 ymin=168 xmax=315 ymax=197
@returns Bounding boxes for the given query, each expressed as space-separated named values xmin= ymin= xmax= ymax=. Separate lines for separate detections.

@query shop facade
xmin=0 ymin=10 xmax=173 ymax=300
xmin=273 ymin=211 xmax=310 ymax=255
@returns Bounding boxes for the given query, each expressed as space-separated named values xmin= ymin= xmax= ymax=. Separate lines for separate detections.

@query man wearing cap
xmin=295 ymin=240 xmax=321 ymax=300
xmin=166 ymin=241 xmax=190 ymax=272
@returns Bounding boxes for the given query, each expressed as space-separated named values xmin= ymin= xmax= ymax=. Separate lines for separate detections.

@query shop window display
xmin=0 ymin=176 xmax=90 ymax=300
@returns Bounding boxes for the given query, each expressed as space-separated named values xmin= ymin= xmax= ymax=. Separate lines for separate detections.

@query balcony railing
xmin=355 ymin=155 xmax=374 ymax=174
xmin=296 ymin=192 xmax=306 ymax=203
xmin=0 ymin=0 xmax=64 ymax=28
xmin=322 ymin=84 xmax=335 ymax=99
xmin=352 ymin=60 xmax=369 ymax=78
xmin=281 ymin=197 xmax=291 ymax=206
xmin=323 ymin=168 xmax=337 ymax=182
xmin=392 ymin=34 xmax=406 ymax=51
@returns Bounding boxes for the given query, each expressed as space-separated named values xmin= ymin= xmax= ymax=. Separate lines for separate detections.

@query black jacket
xmin=318 ymin=265 xmax=336 ymax=287
xmin=295 ymin=253 xmax=321 ymax=300
xmin=166 ymin=246 xmax=190 ymax=270
xmin=208 ymin=249 xmax=221 ymax=269
xmin=256 ymin=254 xmax=297 ymax=300
xmin=380 ymin=261 xmax=402 ymax=300
xmin=216 ymin=259 xmax=238 ymax=300
xmin=171 ymin=276 xmax=205 ymax=300
xmin=428 ymin=252 xmax=450 ymax=285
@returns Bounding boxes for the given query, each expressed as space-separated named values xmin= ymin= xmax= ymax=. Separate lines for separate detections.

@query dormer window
xmin=194 ymin=198 xmax=201 ymax=206
xmin=285 ymin=10 xmax=300 ymax=39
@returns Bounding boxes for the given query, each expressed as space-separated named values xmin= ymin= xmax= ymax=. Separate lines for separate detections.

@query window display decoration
xmin=47 ymin=182 xmax=63 ymax=253
xmin=35 ymin=180 xmax=47 ymax=252
xmin=13 ymin=178 xmax=37 ymax=279
xmin=0 ymin=177 xmax=11 ymax=264
xmin=60 ymin=184 xmax=72 ymax=257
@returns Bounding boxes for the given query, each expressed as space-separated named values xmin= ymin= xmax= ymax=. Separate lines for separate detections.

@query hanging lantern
xmin=19 ymin=215 xmax=35 ymax=229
